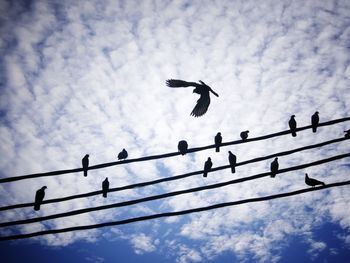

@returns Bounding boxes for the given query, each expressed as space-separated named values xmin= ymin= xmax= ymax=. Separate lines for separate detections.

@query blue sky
xmin=1 ymin=0 xmax=350 ymax=262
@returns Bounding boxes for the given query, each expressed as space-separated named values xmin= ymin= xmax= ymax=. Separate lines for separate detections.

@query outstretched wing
xmin=191 ymin=93 xmax=210 ymax=117
xmin=166 ymin=79 xmax=199 ymax=88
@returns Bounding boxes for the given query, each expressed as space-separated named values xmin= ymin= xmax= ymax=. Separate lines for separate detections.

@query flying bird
xmin=270 ymin=157 xmax=279 ymax=178
xmin=102 ymin=177 xmax=109 ymax=198
xmin=240 ymin=130 xmax=249 ymax=141
xmin=82 ymin=154 xmax=89 ymax=177
xmin=311 ymin=111 xmax=319 ymax=133
xmin=178 ymin=140 xmax=188 ymax=155
xmin=118 ymin=149 xmax=128 ymax=160
xmin=228 ymin=151 xmax=237 ymax=173
xmin=203 ymin=157 xmax=212 ymax=177
xmin=214 ymin=132 xmax=222 ymax=152
xmin=289 ymin=115 xmax=297 ymax=137
xmin=305 ymin=173 xmax=325 ymax=187
xmin=34 ymin=186 xmax=47 ymax=211
xmin=344 ymin=129 xmax=350 ymax=138
xmin=166 ymin=79 xmax=219 ymax=117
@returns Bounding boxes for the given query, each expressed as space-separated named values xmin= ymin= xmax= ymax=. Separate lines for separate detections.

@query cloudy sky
xmin=1 ymin=0 xmax=350 ymax=262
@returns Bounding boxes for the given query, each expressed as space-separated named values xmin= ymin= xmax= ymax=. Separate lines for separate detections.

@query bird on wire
xmin=178 ymin=140 xmax=188 ymax=155
xmin=228 ymin=151 xmax=237 ymax=173
xmin=34 ymin=186 xmax=47 ymax=211
xmin=214 ymin=132 xmax=222 ymax=152
xmin=82 ymin=154 xmax=89 ymax=177
xmin=102 ymin=177 xmax=109 ymax=198
xmin=118 ymin=149 xmax=128 ymax=160
xmin=311 ymin=111 xmax=319 ymax=133
xmin=166 ymin=79 xmax=219 ymax=117
xmin=203 ymin=157 xmax=213 ymax=177
xmin=240 ymin=130 xmax=249 ymax=140
xmin=270 ymin=157 xmax=279 ymax=178
xmin=305 ymin=173 xmax=325 ymax=187
xmin=289 ymin=115 xmax=297 ymax=137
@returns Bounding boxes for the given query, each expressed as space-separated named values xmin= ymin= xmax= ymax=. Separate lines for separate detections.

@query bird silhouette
xmin=203 ymin=157 xmax=212 ymax=177
xmin=178 ymin=140 xmax=188 ymax=155
xmin=34 ymin=186 xmax=47 ymax=211
xmin=270 ymin=157 xmax=279 ymax=178
xmin=305 ymin=173 xmax=325 ymax=187
xmin=166 ymin=79 xmax=219 ymax=117
xmin=289 ymin=115 xmax=297 ymax=137
xmin=214 ymin=132 xmax=222 ymax=152
xmin=240 ymin=130 xmax=249 ymax=141
xmin=102 ymin=177 xmax=109 ymax=198
xmin=228 ymin=151 xmax=237 ymax=173
xmin=82 ymin=154 xmax=89 ymax=177
xmin=344 ymin=129 xmax=350 ymax=138
xmin=118 ymin=149 xmax=128 ymax=160
xmin=311 ymin=112 xmax=319 ymax=133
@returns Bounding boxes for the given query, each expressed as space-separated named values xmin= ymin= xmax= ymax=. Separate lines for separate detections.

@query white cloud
xmin=0 ymin=0 xmax=350 ymax=262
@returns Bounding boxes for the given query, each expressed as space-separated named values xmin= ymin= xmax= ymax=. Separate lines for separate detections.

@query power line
xmin=1 ymin=152 xmax=349 ymax=228
xmin=0 ymin=136 xmax=348 ymax=212
xmin=1 ymin=117 xmax=349 ymax=184
xmin=1 ymin=179 xmax=349 ymax=241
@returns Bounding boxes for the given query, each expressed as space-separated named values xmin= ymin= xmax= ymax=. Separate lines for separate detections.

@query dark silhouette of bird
xmin=118 ymin=149 xmax=128 ymax=160
xmin=178 ymin=140 xmax=188 ymax=155
xmin=344 ymin=129 xmax=350 ymax=138
xmin=166 ymin=79 xmax=219 ymax=117
xmin=270 ymin=157 xmax=279 ymax=178
xmin=289 ymin=115 xmax=297 ymax=137
xmin=102 ymin=177 xmax=109 ymax=198
xmin=228 ymin=151 xmax=237 ymax=173
xmin=311 ymin=111 xmax=319 ymax=133
xmin=305 ymin=173 xmax=325 ymax=187
xmin=203 ymin=157 xmax=212 ymax=177
xmin=214 ymin=132 xmax=222 ymax=152
xmin=82 ymin=154 xmax=89 ymax=177
xmin=34 ymin=186 xmax=47 ymax=211
xmin=240 ymin=130 xmax=249 ymax=141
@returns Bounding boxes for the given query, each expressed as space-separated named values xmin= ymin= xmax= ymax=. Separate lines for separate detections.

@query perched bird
xmin=166 ymin=79 xmax=219 ymax=117
xmin=214 ymin=132 xmax=222 ymax=152
xmin=289 ymin=115 xmax=297 ymax=137
xmin=118 ymin=149 xmax=128 ymax=160
xmin=34 ymin=186 xmax=47 ymax=211
xmin=344 ymin=129 xmax=350 ymax=138
xmin=305 ymin=173 xmax=325 ymax=187
xmin=102 ymin=177 xmax=109 ymax=198
xmin=178 ymin=140 xmax=188 ymax=155
xmin=311 ymin=111 xmax=319 ymax=133
xmin=270 ymin=157 xmax=279 ymax=178
xmin=82 ymin=154 xmax=89 ymax=177
xmin=228 ymin=151 xmax=237 ymax=173
xmin=203 ymin=157 xmax=212 ymax=177
xmin=240 ymin=130 xmax=249 ymax=141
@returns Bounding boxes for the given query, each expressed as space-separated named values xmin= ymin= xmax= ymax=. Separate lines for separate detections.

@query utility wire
xmin=1 ymin=117 xmax=349 ymax=184
xmin=0 ymin=136 xmax=348 ymax=212
xmin=1 ymin=152 xmax=349 ymax=228
xmin=1 ymin=179 xmax=349 ymax=241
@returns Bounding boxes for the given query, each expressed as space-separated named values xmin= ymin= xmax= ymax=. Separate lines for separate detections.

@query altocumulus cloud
xmin=0 ymin=0 xmax=350 ymax=262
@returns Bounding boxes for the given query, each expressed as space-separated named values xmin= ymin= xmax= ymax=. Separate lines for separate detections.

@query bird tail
xmin=34 ymin=203 xmax=40 ymax=211
xmin=231 ymin=166 xmax=235 ymax=173
xmin=216 ymin=146 xmax=219 ymax=152
xmin=270 ymin=173 xmax=276 ymax=178
xmin=103 ymin=192 xmax=107 ymax=198
xmin=203 ymin=172 xmax=207 ymax=177
xmin=292 ymin=131 xmax=297 ymax=137
xmin=84 ymin=170 xmax=87 ymax=177
xmin=312 ymin=126 xmax=317 ymax=133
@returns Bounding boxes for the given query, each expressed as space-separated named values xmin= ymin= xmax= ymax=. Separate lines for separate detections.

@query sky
xmin=1 ymin=0 xmax=350 ymax=262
